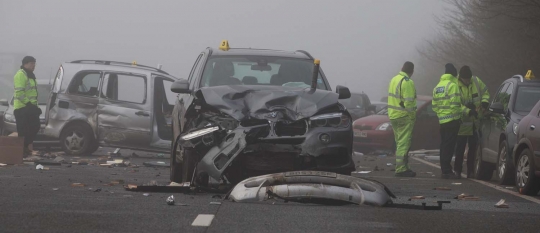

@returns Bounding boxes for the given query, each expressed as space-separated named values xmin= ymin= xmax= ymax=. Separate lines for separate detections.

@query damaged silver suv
xmin=44 ymin=60 xmax=178 ymax=155
xmin=170 ymin=41 xmax=355 ymax=185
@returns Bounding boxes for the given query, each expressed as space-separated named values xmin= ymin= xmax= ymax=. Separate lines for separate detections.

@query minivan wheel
xmin=515 ymin=149 xmax=540 ymax=195
xmin=60 ymin=124 xmax=96 ymax=155
xmin=497 ymin=141 xmax=515 ymax=185
xmin=474 ymin=145 xmax=494 ymax=180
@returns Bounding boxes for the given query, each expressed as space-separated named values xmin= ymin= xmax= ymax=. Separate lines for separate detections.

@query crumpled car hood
xmin=196 ymin=85 xmax=340 ymax=121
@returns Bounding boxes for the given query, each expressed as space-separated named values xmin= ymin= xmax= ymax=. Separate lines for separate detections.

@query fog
xmin=0 ymin=0 xmax=444 ymax=101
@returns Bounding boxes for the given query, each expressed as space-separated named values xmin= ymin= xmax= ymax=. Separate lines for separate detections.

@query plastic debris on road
xmin=451 ymin=183 xmax=462 ymax=185
xmin=0 ymin=163 xmax=7 ymax=166
xmin=166 ymin=195 xmax=175 ymax=205
xmin=52 ymin=188 xmax=59 ymax=191
xmin=71 ymin=183 xmax=86 ymax=187
xmin=143 ymin=193 xmax=151 ymax=197
xmin=455 ymin=193 xmax=479 ymax=201
xmin=495 ymin=199 xmax=509 ymax=208
xmin=352 ymin=171 xmax=372 ymax=174
xmin=386 ymin=163 xmax=393 ymax=166
xmin=143 ymin=161 xmax=170 ymax=167
xmin=409 ymin=196 xmax=425 ymax=200
xmin=35 ymin=164 xmax=44 ymax=170
xmin=210 ymin=202 xmax=222 ymax=205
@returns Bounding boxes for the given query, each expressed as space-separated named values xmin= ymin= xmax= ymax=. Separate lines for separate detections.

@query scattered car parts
xmin=226 ymin=171 xmax=395 ymax=207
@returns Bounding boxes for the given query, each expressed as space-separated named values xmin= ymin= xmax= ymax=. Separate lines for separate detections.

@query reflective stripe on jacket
xmin=432 ymin=74 xmax=462 ymax=124
xmin=13 ymin=69 xmax=38 ymax=110
xmin=457 ymin=76 xmax=490 ymax=135
xmin=387 ymin=71 xmax=417 ymax=120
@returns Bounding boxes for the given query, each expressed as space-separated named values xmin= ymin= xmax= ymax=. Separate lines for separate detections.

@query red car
xmin=352 ymin=95 xmax=440 ymax=154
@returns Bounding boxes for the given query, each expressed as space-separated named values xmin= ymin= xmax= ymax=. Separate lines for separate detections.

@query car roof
xmin=61 ymin=60 xmax=177 ymax=79
xmin=209 ymin=48 xmax=312 ymax=59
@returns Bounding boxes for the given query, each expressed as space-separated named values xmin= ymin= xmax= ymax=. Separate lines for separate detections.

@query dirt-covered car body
xmin=170 ymin=45 xmax=355 ymax=184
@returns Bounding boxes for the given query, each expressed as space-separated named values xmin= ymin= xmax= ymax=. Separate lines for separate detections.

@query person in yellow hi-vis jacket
xmin=454 ymin=66 xmax=490 ymax=178
xmin=13 ymin=56 xmax=41 ymax=156
xmin=387 ymin=61 xmax=417 ymax=177
xmin=433 ymin=63 xmax=463 ymax=179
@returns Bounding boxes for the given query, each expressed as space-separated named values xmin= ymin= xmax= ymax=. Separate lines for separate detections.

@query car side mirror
xmin=171 ymin=79 xmax=190 ymax=94
xmin=489 ymin=102 xmax=505 ymax=114
xmin=0 ymin=99 xmax=8 ymax=106
xmin=336 ymin=85 xmax=351 ymax=99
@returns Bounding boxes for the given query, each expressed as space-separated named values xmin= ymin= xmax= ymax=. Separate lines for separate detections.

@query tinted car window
xmin=200 ymin=56 xmax=328 ymax=90
xmin=514 ymin=86 xmax=540 ymax=114
xmin=493 ymin=83 xmax=509 ymax=105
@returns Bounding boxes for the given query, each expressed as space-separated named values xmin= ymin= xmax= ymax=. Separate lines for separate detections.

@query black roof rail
xmin=69 ymin=60 xmax=169 ymax=75
xmin=512 ymin=75 xmax=524 ymax=83
xmin=295 ymin=50 xmax=314 ymax=60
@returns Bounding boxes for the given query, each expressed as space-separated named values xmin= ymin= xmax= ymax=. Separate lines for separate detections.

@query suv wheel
xmin=474 ymin=144 xmax=494 ymax=180
xmin=497 ymin=140 xmax=515 ymax=185
xmin=60 ymin=124 xmax=97 ymax=155
xmin=516 ymin=149 xmax=540 ymax=195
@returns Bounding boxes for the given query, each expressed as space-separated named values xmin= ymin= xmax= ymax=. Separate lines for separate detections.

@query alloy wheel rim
xmin=516 ymin=154 xmax=530 ymax=188
xmin=65 ymin=131 xmax=85 ymax=152
xmin=498 ymin=146 xmax=506 ymax=179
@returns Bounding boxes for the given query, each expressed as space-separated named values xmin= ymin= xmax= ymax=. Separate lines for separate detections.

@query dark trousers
xmin=439 ymin=120 xmax=461 ymax=174
xmin=14 ymin=106 xmax=41 ymax=148
xmin=454 ymin=131 xmax=478 ymax=174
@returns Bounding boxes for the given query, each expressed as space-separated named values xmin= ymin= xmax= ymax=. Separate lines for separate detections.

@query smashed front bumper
xmin=178 ymin=117 xmax=355 ymax=181
xmin=226 ymin=171 xmax=395 ymax=207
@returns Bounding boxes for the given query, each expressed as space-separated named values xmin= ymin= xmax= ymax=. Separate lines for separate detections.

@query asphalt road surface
xmin=1 ymin=152 xmax=539 ymax=233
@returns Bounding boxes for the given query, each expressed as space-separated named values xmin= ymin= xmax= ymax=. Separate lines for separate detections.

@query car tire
xmin=60 ymin=124 xmax=97 ymax=155
xmin=474 ymin=144 xmax=494 ymax=180
xmin=496 ymin=140 xmax=515 ymax=185
xmin=515 ymin=148 xmax=540 ymax=195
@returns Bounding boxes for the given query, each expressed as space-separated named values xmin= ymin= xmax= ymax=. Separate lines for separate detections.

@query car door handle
xmin=530 ymin=125 xmax=536 ymax=130
xmin=135 ymin=111 xmax=150 ymax=117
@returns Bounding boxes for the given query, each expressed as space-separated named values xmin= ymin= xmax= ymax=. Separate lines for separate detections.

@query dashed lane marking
xmin=411 ymin=156 xmax=540 ymax=205
xmin=192 ymin=214 xmax=215 ymax=227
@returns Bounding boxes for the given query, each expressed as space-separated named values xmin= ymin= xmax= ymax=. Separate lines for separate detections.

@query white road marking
xmin=411 ymin=156 xmax=540 ymax=205
xmin=192 ymin=214 xmax=215 ymax=227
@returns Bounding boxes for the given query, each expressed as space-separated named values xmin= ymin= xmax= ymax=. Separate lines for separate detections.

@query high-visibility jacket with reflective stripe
xmin=432 ymin=74 xmax=462 ymax=124
xmin=457 ymin=76 xmax=490 ymax=135
xmin=387 ymin=71 xmax=417 ymax=120
xmin=13 ymin=69 xmax=38 ymax=110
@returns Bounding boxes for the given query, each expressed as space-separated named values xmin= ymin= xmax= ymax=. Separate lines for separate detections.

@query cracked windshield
xmin=1 ymin=0 xmax=540 ymax=232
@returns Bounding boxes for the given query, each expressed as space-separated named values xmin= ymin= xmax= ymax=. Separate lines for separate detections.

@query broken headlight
xmin=310 ymin=112 xmax=350 ymax=128
xmin=181 ymin=126 xmax=220 ymax=140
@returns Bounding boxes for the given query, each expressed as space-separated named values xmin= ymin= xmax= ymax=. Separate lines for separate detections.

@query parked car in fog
xmin=352 ymin=95 xmax=439 ymax=154
xmin=44 ymin=60 xmax=178 ymax=155
xmin=513 ymin=99 xmax=540 ymax=195
xmin=339 ymin=92 xmax=376 ymax=121
xmin=474 ymin=73 xmax=540 ymax=184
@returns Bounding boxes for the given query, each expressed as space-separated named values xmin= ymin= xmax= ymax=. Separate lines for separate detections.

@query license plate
xmin=354 ymin=131 xmax=367 ymax=137
xmin=284 ymin=171 xmax=337 ymax=178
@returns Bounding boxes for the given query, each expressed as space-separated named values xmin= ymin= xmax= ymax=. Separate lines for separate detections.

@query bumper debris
xmin=226 ymin=171 xmax=395 ymax=207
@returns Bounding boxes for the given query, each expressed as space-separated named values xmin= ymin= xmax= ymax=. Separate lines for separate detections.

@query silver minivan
xmin=44 ymin=60 xmax=178 ymax=155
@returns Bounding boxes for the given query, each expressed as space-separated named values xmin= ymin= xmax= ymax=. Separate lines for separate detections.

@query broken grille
xmin=274 ymin=120 xmax=308 ymax=137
